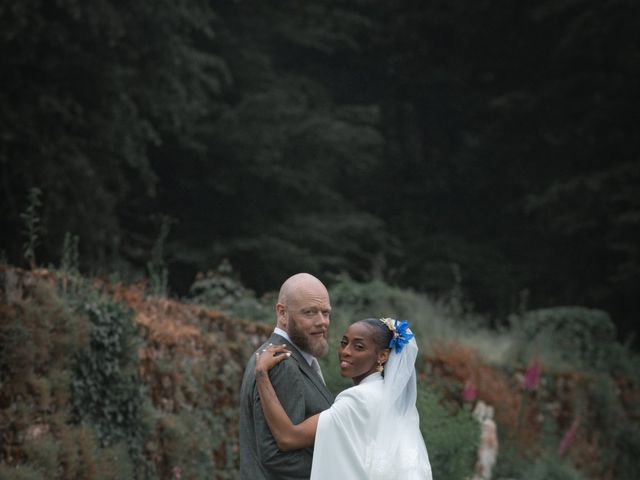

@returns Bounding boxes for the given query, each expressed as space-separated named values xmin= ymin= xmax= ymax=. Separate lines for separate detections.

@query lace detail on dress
xmin=365 ymin=440 xmax=430 ymax=479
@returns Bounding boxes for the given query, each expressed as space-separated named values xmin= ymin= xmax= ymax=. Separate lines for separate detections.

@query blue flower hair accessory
xmin=379 ymin=318 xmax=414 ymax=353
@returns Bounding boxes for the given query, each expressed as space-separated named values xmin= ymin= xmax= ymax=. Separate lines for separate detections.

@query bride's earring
xmin=376 ymin=361 xmax=384 ymax=373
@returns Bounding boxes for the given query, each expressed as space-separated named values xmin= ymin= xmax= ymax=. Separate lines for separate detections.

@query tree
xmin=0 ymin=0 xmax=229 ymax=271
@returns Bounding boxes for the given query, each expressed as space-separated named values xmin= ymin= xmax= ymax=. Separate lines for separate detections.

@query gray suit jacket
xmin=239 ymin=333 xmax=334 ymax=479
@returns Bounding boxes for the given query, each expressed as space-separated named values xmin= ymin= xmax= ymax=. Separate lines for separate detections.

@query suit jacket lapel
xmin=269 ymin=333 xmax=334 ymax=404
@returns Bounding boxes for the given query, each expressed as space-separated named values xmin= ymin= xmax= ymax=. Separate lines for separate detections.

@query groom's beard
xmin=288 ymin=316 xmax=329 ymax=358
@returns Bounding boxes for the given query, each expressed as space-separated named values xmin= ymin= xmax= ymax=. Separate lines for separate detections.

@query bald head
xmin=275 ymin=274 xmax=331 ymax=358
xmin=277 ymin=273 xmax=328 ymax=307
xmin=276 ymin=273 xmax=331 ymax=357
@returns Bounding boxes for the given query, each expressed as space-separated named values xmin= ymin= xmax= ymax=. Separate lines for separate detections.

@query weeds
xmin=147 ymin=216 xmax=172 ymax=297
xmin=20 ymin=187 xmax=43 ymax=269
xmin=1 ymin=264 xmax=638 ymax=479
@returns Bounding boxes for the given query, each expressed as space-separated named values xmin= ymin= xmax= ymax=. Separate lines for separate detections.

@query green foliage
xmin=0 ymin=272 xmax=126 ymax=479
xmin=1 ymin=0 xmax=228 ymax=269
xmin=0 ymin=465 xmax=44 ymax=480
xmin=0 ymin=276 xmax=88 ymax=394
xmin=147 ymin=216 xmax=172 ymax=297
xmin=94 ymin=441 xmax=137 ymax=479
xmin=417 ymin=383 xmax=479 ymax=480
xmin=1 ymin=0 xmax=638 ymax=344
xmin=583 ymin=373 xmax=640 ymax=480
xmin=0 ymin=0 xmax=638 ymax=345
xmin=146 ymin=364 xmax=241 ymax=479
xmin=4 ymin=264 xmax=640 ymax=479
xmin=614 ymin=421 xmax=640 ymax=480
xmin=22 ymin=432 xmax=61 ymax=476
xmin=329 ymin=273 xmax=424 ymax=326
xmin=155 ymin=411 xmax=218 ymax=479
xmin=61 ymin=232 xmax=80 ymax=276
xmin=191 ymin=71 xmax=387 ymax=292
xmin=327 ymin=273 xmax=489 ymax=355
xmin=496 ymin=448 xmax=588 ymax=480
xmin=59 ymin=232 xmax=82 ymax=300
xmin=68 ymin=283 xmax=151 ymax=477
xmin=587 ymin=374 xmax=622 ymax=437
xmin=535 ymin=452 xmax=589 ymax=479
xmin=505 ymin=306 xmax=640 ymax=478
xmin=373 ymin=0 xmax=640 ymax=335
xmin=601 ymin=341 xmax=640 ymax=386
xmin=187 ymin=259 xmax=273 ymax=322
xmin=508 ymin=306 xmax=618 ymax=371
xmin=20 ymin=187 xmax=42 ymax=269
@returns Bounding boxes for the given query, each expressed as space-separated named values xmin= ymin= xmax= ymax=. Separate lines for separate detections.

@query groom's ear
xmin=276 ymin=303 xmax=287 ymax=329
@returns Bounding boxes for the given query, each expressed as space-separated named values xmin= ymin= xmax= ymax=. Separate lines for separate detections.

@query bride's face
xmin=338 ymin=323 xmax=383 ymax=385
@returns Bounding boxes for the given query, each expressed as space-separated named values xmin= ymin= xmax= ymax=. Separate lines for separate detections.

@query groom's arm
xmin=253 ymin=358 xmax=313 ymax=477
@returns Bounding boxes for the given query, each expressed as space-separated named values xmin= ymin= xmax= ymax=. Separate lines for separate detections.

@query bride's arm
xmin=255 ymin=345 xmax=320 ymax=451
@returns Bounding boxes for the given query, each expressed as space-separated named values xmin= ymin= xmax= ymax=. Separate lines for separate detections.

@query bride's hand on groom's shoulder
xmin=255 ymin=344 xmax=291 ymax=377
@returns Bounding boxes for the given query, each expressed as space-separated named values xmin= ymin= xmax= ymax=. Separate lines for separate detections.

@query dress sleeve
xmin=310 ymin=388 xmax=371 ymax=480
xmin=253 ymin=358 xmax=313 ymax=476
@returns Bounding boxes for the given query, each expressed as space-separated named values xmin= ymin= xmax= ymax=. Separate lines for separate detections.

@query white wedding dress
xmin=310 ymin=339 xmax=432 ymax=479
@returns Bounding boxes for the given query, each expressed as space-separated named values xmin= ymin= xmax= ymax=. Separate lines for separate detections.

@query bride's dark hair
xmin=356 ymin=318 xmax=393 ymax=352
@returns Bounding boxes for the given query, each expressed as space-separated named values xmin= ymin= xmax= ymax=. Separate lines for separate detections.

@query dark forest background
xmin=1 ymin=0 xmax=638 ymax=340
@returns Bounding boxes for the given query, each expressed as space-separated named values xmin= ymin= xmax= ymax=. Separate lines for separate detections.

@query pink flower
xmin=172 ymin=466 xmax=182 ymax=479
xmin=462 ymin=380 xmax=477 ymax=402
xmin=558 ymin=417 xmax=580 ymax=456
xmin=523 ymin=356 xmax=541 ymax=391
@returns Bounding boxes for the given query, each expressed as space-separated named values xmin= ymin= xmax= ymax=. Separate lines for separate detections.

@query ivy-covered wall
xmin=0 ymin=268 xmax=269 ymax=479
xmin=1 ymin=267 xmax=638 ymax=479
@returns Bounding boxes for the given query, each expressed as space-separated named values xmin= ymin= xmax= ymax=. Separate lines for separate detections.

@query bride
xmin=255 ymin=317 xmax=432 ymax=479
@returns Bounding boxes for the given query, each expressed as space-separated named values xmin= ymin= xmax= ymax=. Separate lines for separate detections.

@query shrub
xmin=494 ymin=448 xmax=586 ymax=480
xmin=417 ymin=382 xmax=479 ymax=480
xmin=154 ymin=410 xmax=220 ymax=479
xmin=614 ymin=421 xmax=640 ymax=480
xmin=20 ymin=187 xmax=43 ymax=269
xmin=0 ymin=465 xmax=44 ymax=480
xmin=528 ymin=458 xmax=588 ymax=480
xmin=187 ymin=259 xmax=273 ymax=322
xmin=0 ymin=271 xmax=141 ymax=479
xmin=328 ymin=273 xmax=442 ymax=338
xmin=22 ymin=432 xmax=60 ymax=476
xmin=326 ymin=273 xmax=509 ymax=362
xmin=146 ymin=217 xmax=171 ymax=298
xmin=69 ymin=283 xmax=151 ymax=477
xmin=508 ymin=306 xmax=617 ymax=371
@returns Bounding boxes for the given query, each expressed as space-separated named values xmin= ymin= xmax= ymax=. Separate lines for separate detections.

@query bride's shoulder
xmin=327 ymin=381 xmax=383 ymax=422
xmin=335 ymin=377 xmax=383 ymax=403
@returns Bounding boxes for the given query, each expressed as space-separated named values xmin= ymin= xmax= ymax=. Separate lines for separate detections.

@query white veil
xmin=366 ymin=336 xmax=433 ymax=479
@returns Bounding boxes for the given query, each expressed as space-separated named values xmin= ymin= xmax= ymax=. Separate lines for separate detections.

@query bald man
xmin=239 ymin=273 xmax=335 ymax=479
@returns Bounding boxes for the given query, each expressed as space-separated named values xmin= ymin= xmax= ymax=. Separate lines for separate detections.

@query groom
xmin=239 ymin=273 xmax=334 ymax=479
